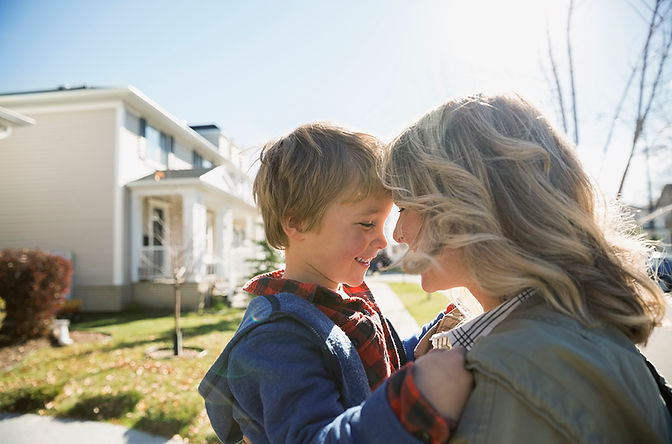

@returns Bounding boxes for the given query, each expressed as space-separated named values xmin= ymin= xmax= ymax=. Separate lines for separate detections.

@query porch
xmin=127 ymin=168 xmax=259 ymax=305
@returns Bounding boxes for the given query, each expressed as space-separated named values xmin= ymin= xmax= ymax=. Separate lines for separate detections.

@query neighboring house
xmin=640 ymin=184 xmax=672 ymax=246
xmin=0 ymin=85 xmax=260 ymax=311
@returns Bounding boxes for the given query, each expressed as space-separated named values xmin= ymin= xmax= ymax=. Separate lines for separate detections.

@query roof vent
xmin=57 ymin=84 xmax=89 ymax=91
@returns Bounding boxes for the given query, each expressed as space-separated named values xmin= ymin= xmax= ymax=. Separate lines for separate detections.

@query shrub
xmin=0 ymin=249 xmax=73 ymax=342
xmin=57 ymin=298 xmax=83 ymax=321
xmin=64 ymin=391 xmax=142 ymax=420
xmin=0 ymin=383 xmax=64 ymax=413
xmin=246 ymin=239 xmax=283 ymax=279
xmin=135 ymin=398 xmax=202 ymax=437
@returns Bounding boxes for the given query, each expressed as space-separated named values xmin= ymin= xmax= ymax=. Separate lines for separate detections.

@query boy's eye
xmin=359 ymin=222 xmax=374 ymax=228
xmin=398 ymin=207 xmax=405 ymax=213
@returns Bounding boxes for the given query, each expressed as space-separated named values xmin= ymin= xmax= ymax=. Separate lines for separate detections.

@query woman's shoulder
xmin=464 ymin=299 xmax=668 ymax=443
xmin=474 ymin=295 xmax=633 ymax=354
xmin=466 ymin=295 xmax=655 ymax=397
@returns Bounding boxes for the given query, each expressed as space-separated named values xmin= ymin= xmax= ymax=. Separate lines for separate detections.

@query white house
xmin=639 ymin=184 xmax=672 ymax=246
xmin=0 ymin=85 xmax=260 ymax=311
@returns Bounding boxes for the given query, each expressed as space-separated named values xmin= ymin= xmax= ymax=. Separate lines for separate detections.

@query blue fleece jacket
xmin=198 ymin=291 xmax=441 ymax=444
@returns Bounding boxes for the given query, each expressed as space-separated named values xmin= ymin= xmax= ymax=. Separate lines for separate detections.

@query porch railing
xmin=139 ymin=246 xmax=171 ymax=280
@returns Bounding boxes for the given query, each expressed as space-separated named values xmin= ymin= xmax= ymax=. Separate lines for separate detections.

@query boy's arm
xmin=227 ymin=319 xmax=431 ymax=444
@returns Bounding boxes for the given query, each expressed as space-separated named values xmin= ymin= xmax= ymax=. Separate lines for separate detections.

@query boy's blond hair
xmin=254 ymin=123 xmax=385 ymax=249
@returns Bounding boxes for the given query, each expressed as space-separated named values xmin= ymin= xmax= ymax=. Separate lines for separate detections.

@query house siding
xmin=0 ymin=107 xmax=117 ymax=289
xmin=131 ymin=282 xmax=203 ymax=310
xmin=75 ymin=284 xmax=129 ymax=312
xmin=0 ymin=87 xmax=260 ymax=312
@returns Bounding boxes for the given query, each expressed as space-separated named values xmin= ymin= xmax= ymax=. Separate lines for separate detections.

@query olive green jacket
xmin=452 ymin=296 xmax=671 ymax=444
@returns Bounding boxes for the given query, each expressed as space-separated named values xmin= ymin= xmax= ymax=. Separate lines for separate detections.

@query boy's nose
xmin=373 ymin=227 xmax=388 ymax=250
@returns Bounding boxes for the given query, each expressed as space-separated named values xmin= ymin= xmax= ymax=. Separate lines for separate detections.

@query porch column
xmin=182 ymin=191 xmax=207 ymax=281
xmin=222 ymin=207 xmax=235 ymax=294
xmin=214 ymin=206 xmax=229 ymax=277
xmin=130 ymin=192 xmax=143 ymax=282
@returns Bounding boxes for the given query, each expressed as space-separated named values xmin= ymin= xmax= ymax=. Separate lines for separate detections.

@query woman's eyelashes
xmin=359 ymin=222 xmax=375 ymax=228
xmin=397 ymin=207 xmax=405 ymax=213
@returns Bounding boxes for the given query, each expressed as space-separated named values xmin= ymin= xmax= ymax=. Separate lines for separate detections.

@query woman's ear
xmin=282 ymin=218 xmax=305 ymax=241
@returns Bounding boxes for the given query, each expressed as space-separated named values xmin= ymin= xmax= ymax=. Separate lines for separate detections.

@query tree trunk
xmin=174 ymin=283 xmax=183 ymax=356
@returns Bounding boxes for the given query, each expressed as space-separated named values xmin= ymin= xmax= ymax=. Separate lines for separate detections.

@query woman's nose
xmin=393 ymin=220 xmax=405 ymax=244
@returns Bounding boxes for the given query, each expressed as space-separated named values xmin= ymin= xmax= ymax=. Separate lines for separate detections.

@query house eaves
xmin=127 ymin=167 xmax=256 ymax=209
xmin=0 ymin=85 xmax=234 ymax=170
xmin=0 ymin=106 xmax=35 ymax=127
xmin=0 ymin=105 xmax=35 ymax=139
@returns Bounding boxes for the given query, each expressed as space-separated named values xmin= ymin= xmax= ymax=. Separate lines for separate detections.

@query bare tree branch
xmin=618 ymin=0 xmax=672 ymax=195
xmin=601 ymin=61 xmax=638 ymax=159
xmin=546 ymin=24 xmax=568 ymax=133
xmin=567 ymin=0 xmax=580 ymax=144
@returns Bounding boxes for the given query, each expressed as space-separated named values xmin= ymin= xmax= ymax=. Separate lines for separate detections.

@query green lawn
xmin=0 ymin=283 xmax=452 ymax=442
xmin=0 ymin=308 xmax=244 ymax=443
xmin=386 ymin=282 xmax=451 ymax=325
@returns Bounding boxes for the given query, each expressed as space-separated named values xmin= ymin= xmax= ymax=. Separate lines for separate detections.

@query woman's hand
xmin=413 ymin=347 xmax=474 ymax=421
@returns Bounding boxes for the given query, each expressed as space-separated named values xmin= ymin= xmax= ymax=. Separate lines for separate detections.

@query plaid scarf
xmin=243 ymin=270 xmax=401 ymax=390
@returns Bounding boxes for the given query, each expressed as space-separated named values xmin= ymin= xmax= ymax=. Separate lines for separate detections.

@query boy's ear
xmin=282 ymin=218 xmax=305 ymax=241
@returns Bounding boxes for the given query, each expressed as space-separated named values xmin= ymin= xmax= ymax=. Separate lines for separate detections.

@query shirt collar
xmin=441 ymin=288 xmax=535 ymax=351
xmin=243 ymin=269 xmax=370 ymax=302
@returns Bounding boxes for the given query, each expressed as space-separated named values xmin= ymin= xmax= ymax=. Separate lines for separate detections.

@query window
xmin=140 ymin=118 xmax=174 ymax=166
xmin=160 ymin=132 xmax=174 ymax=165
xmin=193 ymin=150 xmax=203 ymax=168
xmin=233 ymin=219 xmax=246 ymax=248
xmin=193 ymin=150 xmax=213 ymax=169
xmin=141 ymin=199 xmax=171 ymax=278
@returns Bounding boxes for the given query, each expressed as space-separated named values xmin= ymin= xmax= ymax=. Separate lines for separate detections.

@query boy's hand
xmin=412 ymin=347 xmax=473 ymax=421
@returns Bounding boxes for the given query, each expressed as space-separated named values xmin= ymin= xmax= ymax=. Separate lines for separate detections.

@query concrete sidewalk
xmin=366 ymin=278 xmax=420 ymax=338
xmin=0 ymin=413 xmax=182 ymax=444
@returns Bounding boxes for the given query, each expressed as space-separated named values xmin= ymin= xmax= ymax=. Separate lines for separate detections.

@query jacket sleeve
xmin=227 ymin=318 xmax=425 ymax=444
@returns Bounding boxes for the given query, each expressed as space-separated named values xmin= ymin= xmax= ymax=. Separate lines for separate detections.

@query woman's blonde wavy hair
xmin=382 ymin=93 xmax=665 ymax=344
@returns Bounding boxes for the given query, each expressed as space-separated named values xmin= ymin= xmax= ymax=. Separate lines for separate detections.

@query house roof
xmin=132 ymin=167 xmax=216 ymax=183
xmin=189 ymin=123 xmax=220 ymax=131
xmin=127 ymin=166 xmax=256 ymax=209
xmin=0 ymin=85 xmax=239 ymax=172
xmin=0 ymin=84 xmax=102 ymax=96
xmin=656 ymin=184 xmax=672 ymax=209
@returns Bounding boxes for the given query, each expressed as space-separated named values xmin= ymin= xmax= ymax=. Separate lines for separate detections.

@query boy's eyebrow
xmin=356 ymin=208 xmax=387 ymax=217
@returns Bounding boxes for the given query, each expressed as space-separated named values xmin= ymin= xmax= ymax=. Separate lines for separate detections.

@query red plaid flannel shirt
xmin=243 ymin=270 xmax=452 ymax=443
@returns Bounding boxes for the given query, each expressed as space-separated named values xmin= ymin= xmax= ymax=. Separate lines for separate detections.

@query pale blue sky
xmin=0 ymin=0 xmax=664 ymax=204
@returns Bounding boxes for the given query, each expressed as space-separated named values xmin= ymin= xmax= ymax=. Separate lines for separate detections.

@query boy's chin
xmin=343 ymin=276 xmax=366 ymax=287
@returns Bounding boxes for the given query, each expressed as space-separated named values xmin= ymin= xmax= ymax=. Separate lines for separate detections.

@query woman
xmin=383 ymin=93 xmax=671 ymax=443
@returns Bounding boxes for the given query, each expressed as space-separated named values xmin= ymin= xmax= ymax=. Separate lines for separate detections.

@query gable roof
xmin=132 ymin=167 xmax=216 ymax=182
xmin=0 ymin=85 xmax=236 ymax=170
xmin=127 ymin=166 xmax=255 ymax=209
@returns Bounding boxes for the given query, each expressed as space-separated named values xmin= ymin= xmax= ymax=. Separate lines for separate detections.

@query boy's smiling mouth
xmin=355 ymin=257 xmax=372 ymax=267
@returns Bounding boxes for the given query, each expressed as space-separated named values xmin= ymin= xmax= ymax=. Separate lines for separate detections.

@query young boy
xmin=199 ymin=123 xmax=471 ymax=444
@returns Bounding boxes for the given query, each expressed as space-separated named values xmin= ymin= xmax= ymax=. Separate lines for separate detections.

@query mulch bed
xmin=0 ymin=331 xmax=111 ymax=371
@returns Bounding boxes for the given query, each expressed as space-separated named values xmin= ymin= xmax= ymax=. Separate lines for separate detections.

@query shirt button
xmin=362 ymin=309 xmax=370 ymax=316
